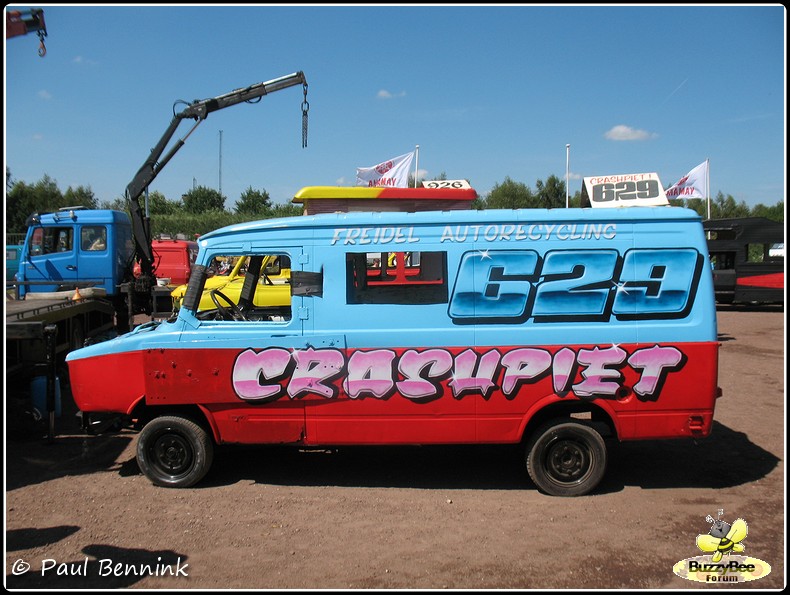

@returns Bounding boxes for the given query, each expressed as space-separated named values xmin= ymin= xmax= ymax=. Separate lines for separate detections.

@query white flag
xmin=356 ymin=151 xmax=415 ymax=188
xmin=665 ymin=161 xmax=708 ymax=199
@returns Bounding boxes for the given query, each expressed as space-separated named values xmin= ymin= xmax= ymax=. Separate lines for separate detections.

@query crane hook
xmin=37 ymin=30 xmax=47 ymax=57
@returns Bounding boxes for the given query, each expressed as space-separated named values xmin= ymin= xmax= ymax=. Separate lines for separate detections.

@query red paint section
xmin=375 ymin=187 xmax=478 ymax=201
xmin=736 ymin=272 xmax=784 ymax=288
xmin=68 ymin=342 xmax=718 ymax=446
xmin=68 ymin=351 xmax=147 ymax=414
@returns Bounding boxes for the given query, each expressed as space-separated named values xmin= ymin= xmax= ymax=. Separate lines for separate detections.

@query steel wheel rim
xmin=149 ymin=431 xmax=195 ymax=478
xmin=545 ymin=437 xmax=592 ymax=485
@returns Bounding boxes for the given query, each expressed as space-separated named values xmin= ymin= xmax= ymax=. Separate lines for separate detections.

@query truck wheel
xmin=525 ymin=420 xmax=606 ymax=497
xmin=136 ymin=416 xmax=213 ymax=488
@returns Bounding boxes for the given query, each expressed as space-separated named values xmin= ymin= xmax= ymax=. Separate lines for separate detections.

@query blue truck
xmin=7 ymin=72 xmax=310 ymax=435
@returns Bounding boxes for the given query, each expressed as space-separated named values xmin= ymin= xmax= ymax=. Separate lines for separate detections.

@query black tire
xmin=137 ymin=416 xmax=214 ymax=488
xmin=525 ymin=420 xmax=606 ymax=497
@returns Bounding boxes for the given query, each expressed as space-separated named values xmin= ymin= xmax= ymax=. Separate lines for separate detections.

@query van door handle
xmin=66 ymin=265 xmax=77 ymax=271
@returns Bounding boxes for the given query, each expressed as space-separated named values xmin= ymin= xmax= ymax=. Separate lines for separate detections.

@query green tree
xmin=268 ymin=203 xmax=303 ymax=219
xmin=749 ymin=201 xmax=784 ymax=223
xmin=710 ymin=191 xmax=751 ymax=219
xmin=483 ymin=177 xmax=536 ymax=209
xmin=535 ymin=175 xmax=566 ymax=209
xmin=146 ymin=190 xmax=181 ymax=215
xmin=181 ymin=185 xmax=226 ymax=214
xmin=99 ymin=196 xmax=127 ymax=210
xmin=235 ymin=186 xmax=272 ymax=216
xmin=63 ymin=185 xmax=98 ymax=209
xmin=682 ymin=197 xmax=707 ymax=218
xmin=5 ymin=174 xmax=64 ymax=233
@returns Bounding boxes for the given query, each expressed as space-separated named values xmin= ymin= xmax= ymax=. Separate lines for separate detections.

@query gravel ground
xmin=5 ymin=305 xmax=785 ymax=590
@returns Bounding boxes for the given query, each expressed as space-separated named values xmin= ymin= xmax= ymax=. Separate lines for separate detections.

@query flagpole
xmin=414 ymin=145 xmax=419 ymax=188
xmin=706 ymin=158 xmax=710 ymax=220
xmin=565 ymin=144 xmax=570 ymax=208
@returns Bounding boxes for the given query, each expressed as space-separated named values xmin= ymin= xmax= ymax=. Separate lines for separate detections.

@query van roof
xmin=199 ymin=206 xmax=702 ymax=242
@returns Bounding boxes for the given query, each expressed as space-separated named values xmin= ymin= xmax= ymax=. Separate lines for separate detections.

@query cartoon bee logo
xmin=696 ymin=509 xmax=748 ymax=562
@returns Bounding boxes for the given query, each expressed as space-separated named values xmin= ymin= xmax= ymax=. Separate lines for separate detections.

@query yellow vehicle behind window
xmin=171 ymin=254 xmax=291 ymax=311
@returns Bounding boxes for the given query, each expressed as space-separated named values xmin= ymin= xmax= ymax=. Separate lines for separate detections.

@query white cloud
xmin=73 ymin=55 xmax=98 ymax=65
xmin=604 ymin=125 xmax=657 ymax=141
xmin=37 ymin=90 xmax=52 ymax=100
xmin=377 ymin=89 xmax=406 ymax=99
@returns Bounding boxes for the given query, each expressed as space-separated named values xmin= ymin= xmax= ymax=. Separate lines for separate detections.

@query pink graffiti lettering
xmin=573 ymin=346 xmax=627 ymax=397
xmin=552 ymin=347 xmax=576 ymax=393
xmin=449 ymin=349 xmax=500 ymax=398
xmin=500 ymin=348 xmax=553 ymax=396
xmin=232 ymin=348 xmax=291 ymax=400
xmin=627 ymin=345 xmax=683 ymax=398
xmin=287 ymin=348 xmax=345 ymax=399
xmin=343 ymin=350 xmax=397 ymax=399
xmin=230 ymin=344 xmax=687 ymax=403
xmin=397 ymin=349 xmax=454 ymax=399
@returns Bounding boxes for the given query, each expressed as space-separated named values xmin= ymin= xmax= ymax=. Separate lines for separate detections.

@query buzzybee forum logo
xmin=673 ymin=509 xmax=772 ymax=583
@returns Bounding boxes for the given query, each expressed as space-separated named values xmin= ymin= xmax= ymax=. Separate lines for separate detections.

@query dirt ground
xmin=4 ymin=305 xmax=785 ymax=590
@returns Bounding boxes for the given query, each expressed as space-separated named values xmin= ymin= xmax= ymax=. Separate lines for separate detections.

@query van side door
xmin=170 ymin=247 xmax=311 ymax=445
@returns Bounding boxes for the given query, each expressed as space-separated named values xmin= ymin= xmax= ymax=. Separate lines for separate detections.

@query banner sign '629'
xmin=581 ymin=172 xmax=669 ymax=208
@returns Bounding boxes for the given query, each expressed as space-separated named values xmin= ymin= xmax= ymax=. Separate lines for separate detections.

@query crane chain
xmin=301 ymin=82 xmax=309 ymax=148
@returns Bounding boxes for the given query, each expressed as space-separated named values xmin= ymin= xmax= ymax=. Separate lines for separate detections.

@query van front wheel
xmin=137 ymin=416 xmax=213 ymax=488
xmin=525 ymin=420 xmax=606 ymax=497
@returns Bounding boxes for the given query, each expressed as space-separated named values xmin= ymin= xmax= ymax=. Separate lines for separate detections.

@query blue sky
xmin=4 ymin=4 xmax=786 ymax=210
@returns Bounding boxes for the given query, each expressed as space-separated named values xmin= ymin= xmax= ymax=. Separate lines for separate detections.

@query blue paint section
xmin=68 ymin=206 xmax=717 ymax=363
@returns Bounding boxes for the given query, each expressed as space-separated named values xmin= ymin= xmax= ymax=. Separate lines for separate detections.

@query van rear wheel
xmin=137 ymin=416 xmax=213 ymax=488
xmin=525 ymin=420 xmax=606 ymax=497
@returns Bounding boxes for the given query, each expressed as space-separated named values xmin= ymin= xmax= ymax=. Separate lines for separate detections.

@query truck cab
xmin=133 ymin=237 xmax=199 ymax=287
xmin=17 ymin=208 xmax=134 ymax=297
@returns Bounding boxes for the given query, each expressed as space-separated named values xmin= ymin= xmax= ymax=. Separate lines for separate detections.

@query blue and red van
xmin=67 ymin=184 xmax=721 ymax=496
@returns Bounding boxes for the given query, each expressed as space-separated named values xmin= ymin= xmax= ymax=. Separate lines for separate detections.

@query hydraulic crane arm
xmin=6 ymin=8 xmax=48 ymax=56
xmin=126 ymin=71 xmax=309 ymax=278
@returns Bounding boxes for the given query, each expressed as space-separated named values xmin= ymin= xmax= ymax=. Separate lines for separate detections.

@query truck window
xmin=346 ymin=250 xmax=448 ymax=305
xmin=81 ymin=226 xmax=107 ymax=251
xmin=31 ymin=227 xmax=73 ymax=255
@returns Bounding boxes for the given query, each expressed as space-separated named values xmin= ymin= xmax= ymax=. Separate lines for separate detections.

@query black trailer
xmin=703 ymin=217 xmax=784 ymax=305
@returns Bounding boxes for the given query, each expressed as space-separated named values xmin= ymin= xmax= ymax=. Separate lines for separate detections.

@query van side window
xmin=346 ymin=251 xmax=448 ymax=305
xmin=192 ymin=252 xmax=292 ymax=323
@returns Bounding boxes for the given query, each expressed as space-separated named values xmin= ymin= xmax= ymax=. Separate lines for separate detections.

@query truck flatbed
xmin=6 ymin=294 xmax=114 ymax=335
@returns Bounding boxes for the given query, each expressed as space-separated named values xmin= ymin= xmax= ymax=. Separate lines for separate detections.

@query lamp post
xmin=565 ymin=144 xmax=570 ymax=208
